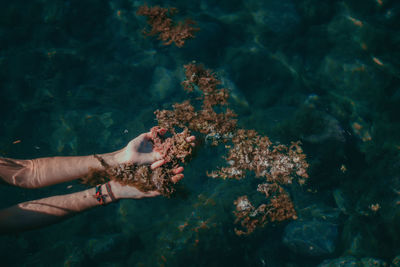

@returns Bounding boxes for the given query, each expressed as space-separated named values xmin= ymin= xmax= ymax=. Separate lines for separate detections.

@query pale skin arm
xmin=0 ymin=128 xmax=194 ymax=188
xmin=0 ymin=129 xmax=195 ymax=234
xmin=0 ymin=180 xmax=176 ymax=234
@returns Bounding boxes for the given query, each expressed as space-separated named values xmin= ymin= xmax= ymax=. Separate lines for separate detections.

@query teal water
xmin=1 ymin=0 xmax=399 ymax=266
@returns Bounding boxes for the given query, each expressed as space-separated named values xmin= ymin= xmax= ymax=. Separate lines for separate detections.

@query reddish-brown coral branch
xmin=137 ymin=5 xmax=199 ymax=47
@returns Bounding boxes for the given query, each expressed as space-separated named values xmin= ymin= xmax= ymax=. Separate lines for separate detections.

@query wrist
xmin=97 ymin=149 xmax=126 ymax=167
xmin=108 ymin=180 xmax=123 ymax=200
xmin=92 ymin=183 xmax=119 ymax=205
xmin=104 ymin=182 xmax=118 ymax=203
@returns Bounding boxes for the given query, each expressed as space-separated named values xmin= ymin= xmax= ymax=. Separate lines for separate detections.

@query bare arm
xmin=0 ymin=129 xmax=195 ymax=233
xmin=0 ymin=180 xmax=160 ymax=234
xmin=0 ymin=128 xmax=178 ymax=189
xmin=0 ymin=153 xmax=121 ymax=188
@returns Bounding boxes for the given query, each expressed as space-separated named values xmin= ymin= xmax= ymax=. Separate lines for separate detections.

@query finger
xmin=171 ymin=173 xmax=184 ymax=183
xmin=190 ymin=142 xmax=196 ymax=147
xmin=151 ymin=159 xmax=166 ymax=169
xmin=144 ymin=132 xmax=153 ymax=140
xmin=173 ymin=166 xmax=184 ymax=174
xmin=149 ymin=151 xmax=163 ymax=161
xmin=145 ymin=128 xmax=167 ymax=140
xmin=140 ymin=152 xmax=162 ymax=164
xmin=144 ymin=191 xmax=161 ymax=197
xmin=186 ymin=136 xmax=195 ymax=142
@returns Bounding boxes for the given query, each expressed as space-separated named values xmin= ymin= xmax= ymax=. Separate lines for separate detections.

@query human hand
xmin=115 ymin=127 xmax=167 ymax=168
xmin=115 ymin=128 xmax=195 ymax=169
xmin=108 ymin=167 xmax=185 ymax=199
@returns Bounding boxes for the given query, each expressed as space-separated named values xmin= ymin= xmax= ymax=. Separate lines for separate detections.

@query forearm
xmin=0 ymin=151 xmax=123 ymax=188
xmin=0 ymin=184 xmax=115 ymax=234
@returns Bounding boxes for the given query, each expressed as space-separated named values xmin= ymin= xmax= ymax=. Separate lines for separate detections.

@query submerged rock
xmin=245 ymin=0 xmax=300 ymax=34
xmin=150 ymin=66 xmax=178 ymax=101
xmin=64 ymin=249 xmax=84 ymax=267
xmin=392 ymin=255 xmax=400 ymax=267
xmin=85 ymin=234 xmax=129 ymax=261
xmin=318 ymin=256 xmax=388 ymax=267
xmin=283 ymin=220 xmax=338 ymax=257
xmin=360 ymin=257 xmax=387 ymax=267
xmin=318 ymin=256 xmax=359 ymax=267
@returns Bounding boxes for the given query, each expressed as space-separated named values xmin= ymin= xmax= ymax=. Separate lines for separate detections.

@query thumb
xmin=151 ymin=159 xmax=166 ymax=169
xmin=141 ymin=151 xmax=163 ymax=164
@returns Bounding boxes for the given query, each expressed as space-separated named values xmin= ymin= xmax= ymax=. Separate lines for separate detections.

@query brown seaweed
xmin=137 ymin=5 xmax=199 ymax=48
xmin=81 ymin=127 xmax=193 ymax=197
xmin=155 ymin=63 xmax=309 ymax=235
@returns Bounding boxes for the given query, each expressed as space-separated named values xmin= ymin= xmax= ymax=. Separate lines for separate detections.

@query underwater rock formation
xmin=317 ymin=256 xmax=388 ymax=267
xmin=283 ymin=220 xmax=338 ymax=257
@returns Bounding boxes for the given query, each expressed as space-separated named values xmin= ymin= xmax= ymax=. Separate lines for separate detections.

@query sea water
xmin=0 ymin=0 xmax=399 ymax=266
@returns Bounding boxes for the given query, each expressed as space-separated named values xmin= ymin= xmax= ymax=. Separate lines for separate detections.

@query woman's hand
xmin=109 ymin=180 xmax=161 ymax=199
xmin=109 ymin=128 xmax=195 ymax=199
xmin=114 ymin=128 xmax=195 ymax=169
xmin=114 ymin=128 xmax=166 ymax=168
xmin=108 ymin=167 xmax=185 ymax=199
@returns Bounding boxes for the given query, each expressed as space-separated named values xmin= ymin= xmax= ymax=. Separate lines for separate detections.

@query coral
xmin=137 ymin=5 xmax=199 ymax=48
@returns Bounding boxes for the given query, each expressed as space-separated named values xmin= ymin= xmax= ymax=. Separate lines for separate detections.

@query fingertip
xmin=186 ymin=136 xmax=196 ymax=142
xmin=142 ymin=191 xmax=161 ymax=198
xmin=172 ymin=173 xmax=184 ymax=183
xmin=151 ymin=159 xmax=165 ymax=169
xmin=148 ymin=191 xmax=161 ymax=196
xmin=144 ymin=132 xmax=152 ymax=139
xmin=173 ymin=166 xmax=184 ymax=174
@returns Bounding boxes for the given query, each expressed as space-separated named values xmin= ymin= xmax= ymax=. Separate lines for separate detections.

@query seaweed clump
xmin=233 ymin=183 xmax=297 ymax=236
xmin=208 ymin=130 xmax=308 ymax=236
xmin=81 ymin=126 xmax=193 ymax=197
xmin=155 ymin=63 xmax=237 ymax=144
xmin=155 ymin=63 xmax=309 ymax=235
xmin=207 ymin=130 xmax=308 ymax=183
xmin=137 ymin=5 xmax=199 ymax=48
